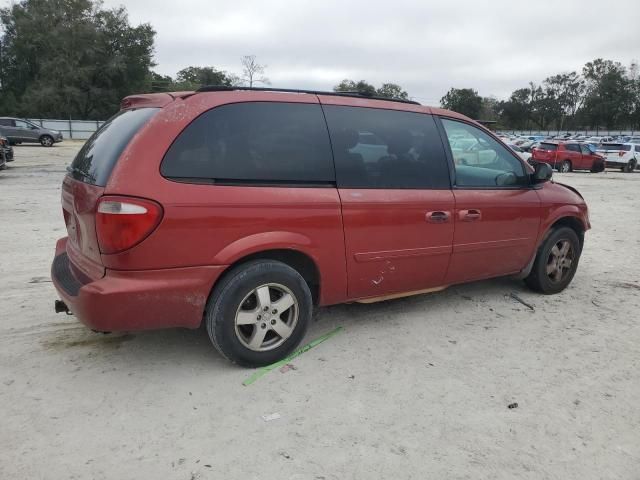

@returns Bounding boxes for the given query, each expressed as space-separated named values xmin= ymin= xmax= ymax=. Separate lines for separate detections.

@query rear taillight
xmin=619 ymin=151 xmax=625 ymax=157
xmin=96 ymin=196 xmax=163 ymax=254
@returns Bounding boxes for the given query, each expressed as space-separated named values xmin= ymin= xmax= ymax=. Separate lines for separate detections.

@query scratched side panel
xmin=339 ymin=189 xmax=455 ymax=299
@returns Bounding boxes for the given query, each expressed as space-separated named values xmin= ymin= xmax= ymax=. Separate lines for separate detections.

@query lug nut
xmin=256 ymin=314 xmax=262 ymax=320
xmin=261 ymin=323 xmax=266 ymax=329
xmin=263 ymin=306 xmax=269 ymax=312
xmin=272 ymin=309 xmax=277 ymax=314
xmin=271 ymin=319 xmax=276 ymax=325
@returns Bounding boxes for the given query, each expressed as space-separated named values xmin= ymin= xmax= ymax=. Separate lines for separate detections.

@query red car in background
xmin=530 ymin=141 xmax=605 ymax=173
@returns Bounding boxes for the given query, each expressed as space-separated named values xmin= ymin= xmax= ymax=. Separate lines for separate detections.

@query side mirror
xmin=532 ymin=162 xmax=553 ymax=184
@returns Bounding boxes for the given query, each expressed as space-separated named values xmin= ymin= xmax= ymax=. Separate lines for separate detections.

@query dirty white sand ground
xmin=1 ymin=143 xmax=639 ymax=479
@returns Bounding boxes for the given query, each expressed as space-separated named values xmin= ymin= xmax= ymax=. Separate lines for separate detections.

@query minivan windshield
xmin=68 ymin=108 xmax=159 ymax=186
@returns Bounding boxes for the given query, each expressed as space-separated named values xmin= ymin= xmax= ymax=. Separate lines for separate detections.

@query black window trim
xmin=434 ymin=116 xmax=533 ymax=190
xmin=161 ymin=100 xmax=337 ymax=188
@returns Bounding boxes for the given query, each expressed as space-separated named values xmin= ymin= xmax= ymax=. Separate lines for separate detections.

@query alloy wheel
xmin=234 ymin=283 xmax=299 ymax=352
xmin=546 ymin=240 xmax=574 ymax=283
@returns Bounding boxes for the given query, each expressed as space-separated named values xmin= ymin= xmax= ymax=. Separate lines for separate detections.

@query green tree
xmin=498 ymin=88 xmax=531 ymax=129
xmin=580 ymin=58 xmax=633 ymax=128
xmin=376 ymin=83 xmax=408 ymax=99
xmin=175 ymin=66 xmax=237 ymax=90
xmin=0 ymin=0 xmax=155 ymax=119
xmin=440 ymin=88 xmax=483 ymax=118
xmin=479 ymin=96 xmax=500 ymax=121
xmin=543 ymin=72 xmax=584 ymax=129
xmin=146 ymin=71 xmax=175 ymax=92
xmin=333 ymin=79 xmax=377 ymax=96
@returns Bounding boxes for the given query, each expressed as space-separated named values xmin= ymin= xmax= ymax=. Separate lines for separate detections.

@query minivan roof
xmin=196 ymin=85 xmax=421 ymax=105
xmin=120 ymin=88 xmax=476 ymax=125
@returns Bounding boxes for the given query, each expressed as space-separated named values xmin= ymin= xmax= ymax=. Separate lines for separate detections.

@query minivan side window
xmin=0 ymin=119 xmax=14 ymax=126
xmin=161 ymin=102 xmax=334 ymax=184
xmin=322 ymin=106 xmax=450 ymax=189
xmin=441 ymin=119 xmax=527 ymax=188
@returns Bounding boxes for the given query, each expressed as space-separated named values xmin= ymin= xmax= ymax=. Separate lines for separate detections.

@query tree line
xmin=441 ymin=59 xmax=640 ymax=130
xmin=1 ymin=0 xmax=637 ymax=129
xmin=0 ymin=0 xmax=275 ymax=119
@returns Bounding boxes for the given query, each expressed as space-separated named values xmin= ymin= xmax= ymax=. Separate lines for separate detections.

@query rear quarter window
xmin=69 ymin=108 xmax=159 ymax=186
xmin=161 ymin=102 xmax=334 ymax=185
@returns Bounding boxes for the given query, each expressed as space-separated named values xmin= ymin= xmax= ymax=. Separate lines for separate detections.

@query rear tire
xmin=524 ymin=227 xmax=581 ymax=295
xmin=558 ymin=160 xmax=571 ymax=173
xmin=204 ymin=260 xmax=312 ymax=367
xmin=624 ymin=160 xmax=636 ymax=173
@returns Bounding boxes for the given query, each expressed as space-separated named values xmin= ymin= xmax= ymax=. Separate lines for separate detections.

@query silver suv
xmin=0 ymin=117 xmax=63 ymax=147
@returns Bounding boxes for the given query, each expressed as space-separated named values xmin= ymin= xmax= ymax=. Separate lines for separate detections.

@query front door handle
xmin=459 ymin=209 xmax=482 ymax=221
xmin=426 ymin=211 xmax=451 ymax=223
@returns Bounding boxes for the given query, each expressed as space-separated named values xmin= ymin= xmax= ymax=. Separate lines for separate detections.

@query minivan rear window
xmin=161 ymin=102 xmax=334 ymax=185
xmin=539 ymin=143 xmax=558 ymax=151
xmin=68 ymin=108 xmax=159 ymax=186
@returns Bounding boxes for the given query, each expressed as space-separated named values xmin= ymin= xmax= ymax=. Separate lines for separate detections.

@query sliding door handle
xmin=459 ymin=209 xmax=482 ymax=221
xmin=425 ymin=211 xmax=451 ymax=223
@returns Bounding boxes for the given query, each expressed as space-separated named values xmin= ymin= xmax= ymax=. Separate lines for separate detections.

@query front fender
xmin=534 ymin=204 xmax=589 ymax=253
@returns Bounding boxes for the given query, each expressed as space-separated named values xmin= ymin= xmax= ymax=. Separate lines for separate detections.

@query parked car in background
xmin=508 ymin=143 xmax=532 ymax=161
xmin=0 ymin=136 xmax=14 ymax=166
xmin=628 ymin=136 xmax=640 ymax=145
xmin=596 ymin=143 xmax=638 ymax=172
xmin=530 ymin=141 xmax=605 ymax=172
xmin=51 ymin=87 xmax=590 ymax=367
xmin=584 ymin=136 xmax=613 ymax=144
xmin=0 ymin=117 xmax=63 ymax=146
xmin=0 ymin=139 xmax=6 ymax=170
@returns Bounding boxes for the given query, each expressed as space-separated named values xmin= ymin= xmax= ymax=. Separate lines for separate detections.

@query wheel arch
xmin=517 ymin=214 xmax=586 ymax=280
xmin=212 ymin=247 xmax=322 ymax=307
xmin=549 ymin=215 xmax=585 ymax=249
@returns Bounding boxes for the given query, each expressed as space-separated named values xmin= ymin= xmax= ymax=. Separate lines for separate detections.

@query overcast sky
xmin=103 ymin=0 xmax=639 ymax=104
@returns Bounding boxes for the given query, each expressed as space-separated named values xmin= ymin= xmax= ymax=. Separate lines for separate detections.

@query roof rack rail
xmin=195 ymin=85 xmax=420 ymax=105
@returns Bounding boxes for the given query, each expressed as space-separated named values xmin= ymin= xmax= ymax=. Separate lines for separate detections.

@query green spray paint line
xmin=242 ymin=326 xmax=343 ymax=386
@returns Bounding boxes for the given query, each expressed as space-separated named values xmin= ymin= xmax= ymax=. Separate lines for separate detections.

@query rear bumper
xmin=605 ymin=160 xmax=629 ymax=168
xmin=51 ymin=237 xmax=225 ymax=331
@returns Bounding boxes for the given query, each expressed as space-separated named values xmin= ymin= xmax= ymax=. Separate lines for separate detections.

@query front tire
xmin=205 ymin=260 xmax=312 ymax=367
xmin=40 ymin=135 xmax=54 ymax=147
xmin=524 ymin=227 xmax=581 ymax=294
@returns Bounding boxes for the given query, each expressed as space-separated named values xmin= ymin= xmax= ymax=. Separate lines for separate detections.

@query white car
xmin=596 ymin=143 xmax=638 ymax=173
xmin=507 ymin=143 xmax=531 ymax=161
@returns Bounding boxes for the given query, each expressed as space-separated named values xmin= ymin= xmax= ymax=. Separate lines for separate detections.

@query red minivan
xmin=52 ymin=87 xmax=590 ymax=367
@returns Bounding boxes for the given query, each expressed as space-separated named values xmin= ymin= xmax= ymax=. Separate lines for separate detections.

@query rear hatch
xmin=532 ymin=142 xmax=558 ymax=162
xmin=62 ymin=107 xmax=160 ymax=279
xmin=597 ymin=143 xmax=631 ymax=161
